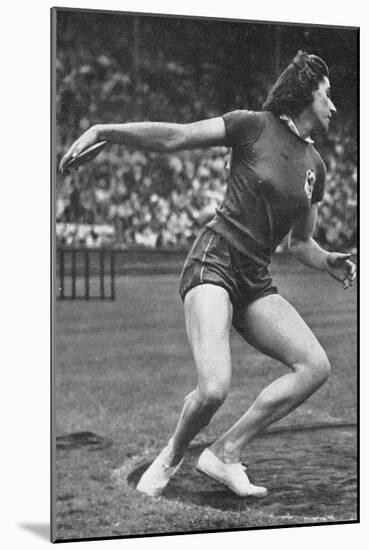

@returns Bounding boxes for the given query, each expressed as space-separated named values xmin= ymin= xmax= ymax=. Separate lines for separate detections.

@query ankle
xmin=166 ymin=439 xmax=184 ymax=467
xmin=209 ymin=443 xmax=240 ymax=464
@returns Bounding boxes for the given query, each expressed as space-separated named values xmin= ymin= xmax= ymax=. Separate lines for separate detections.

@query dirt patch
xmin=127 ymin=425 xmax=357 ymax=521
xmin=56 ymin=431 xmax=113 ymax=451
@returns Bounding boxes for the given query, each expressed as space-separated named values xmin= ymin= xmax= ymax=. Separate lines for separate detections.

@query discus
xmin=62 ymin=141 xmax=108 ymax=171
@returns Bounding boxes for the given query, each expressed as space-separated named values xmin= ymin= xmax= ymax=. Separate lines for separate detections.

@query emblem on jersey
xmin=304 ymin=169 xmax=316 ymax=201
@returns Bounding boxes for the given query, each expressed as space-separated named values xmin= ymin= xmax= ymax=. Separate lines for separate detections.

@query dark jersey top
xmin=207 ymin=110 xmax=326 ymax=266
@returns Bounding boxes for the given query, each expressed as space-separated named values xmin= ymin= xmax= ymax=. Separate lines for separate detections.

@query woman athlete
xmin=60 ymin=51 xmax=356 ymax=498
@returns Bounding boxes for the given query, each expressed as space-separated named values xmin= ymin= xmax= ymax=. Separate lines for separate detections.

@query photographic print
xmin=52 ymin=7 xmax=358 ymax=543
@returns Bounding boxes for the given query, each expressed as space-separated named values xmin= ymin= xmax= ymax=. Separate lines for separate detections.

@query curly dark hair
xmin=262 ymin=51 xmax=329 ymax=117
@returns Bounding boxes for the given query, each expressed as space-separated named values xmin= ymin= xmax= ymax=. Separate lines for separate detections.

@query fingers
xmin=335 ymin=253 xmax=352 ymax=265
xmin=327 ymin=252 xmax=351 ymax=268
xmin=59 ymin=127 xmax=98 ymax=173
xmin=343 ymin=260 xmax=357 ymax=289
xmin=323 ymin=251 xmax=357 ymax=291
xmin=59 ymin=155 xmax=68 ymax=173
xmin=59 ymin=139 xmax=84 ymax=172
xmin=327 ymin=252 xmax=357 ymax=290
xmin=348 ymin=261 xmax=357 ymax=282
xmin=59 ymin=148 xmax=75 ymax=173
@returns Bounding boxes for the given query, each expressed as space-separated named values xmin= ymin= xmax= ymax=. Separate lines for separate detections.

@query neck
xmin=293 ymin=111 xmax=314 ymax=140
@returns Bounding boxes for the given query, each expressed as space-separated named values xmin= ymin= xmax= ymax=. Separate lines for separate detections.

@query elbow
xmin=289 ymin=234 xmax=306 ymax=256
xmin=164 ymin=124 xmax=190 ymax=152
xmin=288 ymin=238 xmax=297 ymax=255
xmin=160 ymin=140 xmax=180 ymax=153
xmin=139 ymin=124 xmax=186 ymax=153
xmin=151 ymin=137 xmax=183 ymax=153
xmin=163 ymin=133 xmax=186 ymax=152
xmin=141 ymin=124 xmax=187 ymax=153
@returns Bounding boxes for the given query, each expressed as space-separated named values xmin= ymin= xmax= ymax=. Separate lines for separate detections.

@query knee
xmin=297 ymin=351 xmax=331 ymax=387
xmin=198 ymin=379 xmax=230 ymax=409
xmin=314 ymin=352 xmax=331 ymax=384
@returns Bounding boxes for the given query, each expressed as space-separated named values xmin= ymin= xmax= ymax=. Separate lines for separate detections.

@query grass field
xmin=53 ymin=256 xmax=357 ymax=541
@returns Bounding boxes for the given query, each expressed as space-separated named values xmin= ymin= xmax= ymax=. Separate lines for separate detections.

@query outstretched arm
xmin=59 ymin=117 xmax=226 ymax=172
xmin=289 ymin=204 xmax=356 ymax=289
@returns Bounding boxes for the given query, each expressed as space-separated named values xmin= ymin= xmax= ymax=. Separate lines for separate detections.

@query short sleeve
xmin=222 ymin=110 xmax=264 ymax=148
xmin=311 ymin=157 xmax=327 ymax=204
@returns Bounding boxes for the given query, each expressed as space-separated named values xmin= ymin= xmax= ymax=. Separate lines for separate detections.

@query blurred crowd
xmin=316 ymin=123 xmax=357 ymax=251
xmin=56 ymin=47 xmax=357 ymax=252
xmin=57 ymin=146 xmax=227 ymax=249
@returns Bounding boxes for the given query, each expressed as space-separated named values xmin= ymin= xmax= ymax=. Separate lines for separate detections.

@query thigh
xmin=233 ymin=294 xmax=326 ymax=367
xmin=184 ymin=284 xmax=233 ymax=386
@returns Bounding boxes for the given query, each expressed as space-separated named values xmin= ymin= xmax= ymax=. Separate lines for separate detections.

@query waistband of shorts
xmin=205 ymin=221 xmax=271 ymax=268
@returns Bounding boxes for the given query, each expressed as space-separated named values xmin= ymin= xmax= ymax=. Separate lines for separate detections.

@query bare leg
xmin=165 ymin=284 xmax=233 ymax=466
xmin=210 ymin=294 xmax=330 ymax=463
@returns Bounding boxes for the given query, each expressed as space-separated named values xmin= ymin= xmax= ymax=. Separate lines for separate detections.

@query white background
xmin=2 ymin=0 xmax=366 ymax=548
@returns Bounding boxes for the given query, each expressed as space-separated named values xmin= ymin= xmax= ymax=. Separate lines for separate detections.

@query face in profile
xmin=309 ymin=76 xmax=337 ymax=133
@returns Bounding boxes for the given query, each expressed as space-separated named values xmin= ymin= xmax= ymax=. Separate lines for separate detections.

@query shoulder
xmin=222 ymin=109 xmax=266 ymax=128
xmin=222 ymin=109 xmax=266 ymax=147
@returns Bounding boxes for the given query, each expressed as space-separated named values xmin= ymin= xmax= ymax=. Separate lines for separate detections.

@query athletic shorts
xmin=179 ymin=227 xmax=278 ymax=310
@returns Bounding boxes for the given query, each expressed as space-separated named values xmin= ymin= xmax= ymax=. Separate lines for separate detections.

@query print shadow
xmin=18 ymin=523 xmax=50 ymax=541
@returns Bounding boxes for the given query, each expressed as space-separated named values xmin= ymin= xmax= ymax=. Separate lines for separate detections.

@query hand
xmin=325 ymin=252 xmax=357 ymax=289
xmin=59 ymin=125 xmax=100 ymax=173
